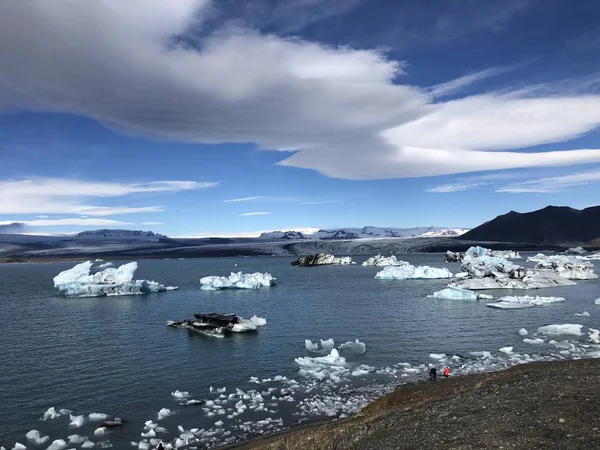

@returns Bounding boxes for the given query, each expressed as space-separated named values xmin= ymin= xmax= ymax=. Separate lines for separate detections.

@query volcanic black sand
xmin=231 ymin=358 xmax=600 ymax=450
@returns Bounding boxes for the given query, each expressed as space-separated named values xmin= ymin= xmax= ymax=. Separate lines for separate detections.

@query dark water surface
xmin=1 ymin=254 xmax=599 ymax=447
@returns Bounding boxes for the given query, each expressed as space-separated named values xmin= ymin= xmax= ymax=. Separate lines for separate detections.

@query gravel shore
xmin=232 ymin=358 xmax=600 ymax=450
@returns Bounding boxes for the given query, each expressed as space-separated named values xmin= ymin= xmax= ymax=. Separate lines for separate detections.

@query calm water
xmin=1 ymin=254 xmax=599 ymax=448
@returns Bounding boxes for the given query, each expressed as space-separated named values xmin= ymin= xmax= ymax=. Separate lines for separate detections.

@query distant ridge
xmin=76 ymin=229 xmax=172 ymax=242
xmin=259 ymin=226 xmax=468 ymax=240
xmin=460 ymin=205 xmax=600 ymax=245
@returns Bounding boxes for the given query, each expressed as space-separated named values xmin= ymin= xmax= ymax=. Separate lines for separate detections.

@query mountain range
xmin=259 ymin=227 xmax=468 ymax=240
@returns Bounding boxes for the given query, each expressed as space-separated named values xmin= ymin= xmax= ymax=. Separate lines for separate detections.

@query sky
xmin=2 ymin=0 xmax=600 ymax=237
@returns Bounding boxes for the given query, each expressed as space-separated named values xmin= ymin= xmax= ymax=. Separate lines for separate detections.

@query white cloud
xmin=0 ymin=178 xmax=216 ymax=215
xmin=141 ymin=221 xmax=163 ymax=226
xmin=496 ymin=170 xmax=600 ymax=193
xmin=0 ymin=218 xmax=133 ymax=227
xmin=1 ymin=2 xmax=600 ymax=180
xmin=239 ymin=212 xmax=271 ymax=216
xmin=224 ymin=196 xmax=264 ymax=202
xmin=427 ymin=67 xmax=510 ymax=98
xmin=298 ymin=200 xmax=338 ymax=205
xmin=174 ymin=226 xmax=321 ymax=238
xmin=427 ymin=182 xmax=487 ymax=193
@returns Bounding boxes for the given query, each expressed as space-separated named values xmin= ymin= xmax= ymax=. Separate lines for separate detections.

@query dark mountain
xmin=460 ymin=206 xmax=600 ymax=245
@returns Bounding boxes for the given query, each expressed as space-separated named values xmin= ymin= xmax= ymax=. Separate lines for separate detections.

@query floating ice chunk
xmin=595 ymin=298 xmax=600 ymax=305
xmin=305 ymin=340 xmax=319 ymax=351
xmin=362 ymin=255 xmax=404 ymax=266
xmin=157 ymin=408 xmax=173 ymax=421
xmin=537 ymin=324 xmax=584 ymax=337
xmin=375 ymin=265 xmax=452 ymax=280
xmin=291 ymin=253 xmax=352 ymax=266
xmin=67 ymin=435 xmax=86 ymax=444
xmin=141 ymin=429 xmax=155 ymax=438
xmin=46 ymin=440 xmax=67 ymax=450
xmin=171 ymin=390 xmax=189 ymax=399
xmin=429 ymin=287 xmax=477 ymax=300
xmin=518 ymin=328 xmax=528 ymax=336
xmin=499 ymin=347 xmax=513 ymax=354
xmin=25 ymin=430 xmax=49 ymax=445
xmin=250 ymin=315 xmax=267 ymax=327
xmin=533 ymin=255 xmax=598 ymax=280
xmin=200 ymin=272 xmax=276 ymax=290
xmin=97 ymin=262 xmax=114 ymax=269
xmin=295 ymin=349 xmax=347 ymax=368
xmin=304 ymin=338 xmax=335 ymax=354
xmin=69 ymin=414 xmax=85 ymax=427
xmin=477 ymin=294 xmax=494 ymax=299
xmin=81 ymin=441 xmax=95 ymax=449
xmin=53 ymin=261 xmax=177 ymax=297
xmin=487 ymin=295 xmax=565 ymax=309
xmin=523 ymin=338 xmax=545 ymax=344
xmin=94 ymin=427 xmax=107 ymax=436
xmin=575 ymin=311 xmax=591 ymax=317
xmin=144 ymin=420 xmax=158 ymax=430
xmin=429 ymin=353 xmax=446 ymax=360
xmin=337 ymin=339 xmax=366 ymax=355
xmin=88 ymin=413 xmax=109 ymax=421
xmin=470 ymin=351 xmax=492 ymax=359
xmin=589 ymin=328 xmax=600 ymax=344
xmin=214 ymin=420 xmax=224 ymax=427
xmin=41 ymin=407 xmax=61 ymax=421
xmin=137 ymin=442 xmax=150 ymax=450
xmin=11 ymin=444 xmax=26 ymax=450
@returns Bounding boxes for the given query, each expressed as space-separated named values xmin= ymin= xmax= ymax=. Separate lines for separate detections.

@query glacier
xmin=200 ymin=272 xmax=276 ymax=290
xmin=53 ymin=261 xmax=178 ymax=297
xmin=375 ymin=265 xmax=453 ymax=280
xmin=362 ymin=255 xmax=403 ymax=266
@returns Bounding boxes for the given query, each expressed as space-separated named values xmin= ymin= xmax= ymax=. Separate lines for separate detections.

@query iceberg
xmin=46 ymin=440 xmax=67 ymax=450
xmin=25 ymin=430 xmax=49 ymax=445
xmin=157 ymin=408 xmax=173 ymax=421
xmin=486 ymin=296 xmax=565 ymax=309
xmin=295 ymin=348 xmax=347 ymax=368
xmin=375 ymin=265 xmax=453 ymax=280
xmin=305 ymin=338 xmax=335 ymax=353
xmin=361 ymin=255 xmax=404 ymax=266
xmin=88 ymin=413 xmax=109 ymax=421
xmin=445 ymin=247 xmax=521 ymax=263
xmin=536 ymin=324 xmax=584 ymax=337
xmin=428 ymin=287 xmax=477 ymax=300
xmin=168 ymin=313 xmax=267 ymax=337
xmin=589 ymin=328 xmax=600 ymax=344
xmin=291 ymin=253 xmax=352 ymax=266
xmin=566 ymin=246 xmax=587 ymax=255
xmin=523 ymin=338 xmax=544 ymax=344
xmin=200 ymin=272 xmax=276 ymax=290
xmin=518 ymin=328 xmax=528 ymax=336
xmin=53 ymin=261 xmax=178 ymax=297
xmin=575 ymin=311 xmax=591 ymax=317
xmin=533 ymin=255 xmax=597 ymax=280
xmin=337 ymin=339 xmax=367 ymax=355
xmin=41 ymin=407 xmax=61 ymax=421
xmin=69 ymin=414 xmax=85 ymax=427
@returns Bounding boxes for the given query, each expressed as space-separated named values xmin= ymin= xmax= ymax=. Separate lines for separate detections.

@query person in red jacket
xmin=443 ymin=367 xmax=450 ymax=378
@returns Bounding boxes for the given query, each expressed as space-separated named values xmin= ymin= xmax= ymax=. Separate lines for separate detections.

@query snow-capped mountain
xmin=258 ymin=226 xmax=469 ymax=240
xmin=76 ymin=229 xmax=172 ymax=242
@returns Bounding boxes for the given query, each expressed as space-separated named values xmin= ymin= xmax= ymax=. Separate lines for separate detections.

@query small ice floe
xmin=171 ymin=390 xmax=189 ymax=399
xmin=338 ymin=339 xmax=366 ymax=355
xmin=375 ymin=265 xmax=453 ymax=280
xmin=11 ymin=444 xmax=26 ymax=450
xmin=53 ymin=261 xmax=178 ymax=297
xmin=595 ymin=298 xmax=600 ymax=305
xmin=41 ymin=407 xmax=61 ymax=421
xmin=200 ymin=272 xmax=276 ymax=290
xmin=25 ymin=429 xmax=49 ymax=444
xmin=46 ymin=439 xmax=68 ymax=450
xmin=523 ymin=338 xmax=545 ymax=344
xmin=168 ymin=313 xmax=267 ymax=338
xmin=429 ymin=353 xmax=446 ymax=360
xmin=362 ymin=255 xmax=404 ymax=266
xmin=305 ymin=338 xmax=335 ymax=354
xmin=295 ymin=349 xmax=347 ymax=368
xmin=536 ymin=324 xmax=584 ymax=337
xmin=94 ymin=426 xmax=107 ymax=436
xmin=81 ymin=441 xmax=95 ymax=449
xmin=575 ymin=311 xmax=591 ymax=317
xmin=499 ymin=347 xmax=514 ymax=354
xmin=157 ymin=408 xmax=174 ymax=421
xmin=486 ymin=295 xmax=565 ymax=309
xmin=67 ymin=435 xmax=87 ymax=444
xmin=518 ymin=328 xmax=528 ymax=336
xmin=291 ymin=253 xmax=351 ymax=266
xmin=429 ymin=287 xmax=477 ymax=300
xmin=69 ymin=414 xmax=85 ymax=427
xmin=89 ymin=413 xmax=109 ymax=421
xmin=589 ymin=328 xmax=600 ymax=344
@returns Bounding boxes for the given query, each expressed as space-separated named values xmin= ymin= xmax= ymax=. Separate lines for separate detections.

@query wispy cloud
xmin=427 ymin=182 xmax=488 ymax=193
xmin=496 ymin=170 xmax=600 ymax=193
xmin=0 ymin=178 xmax=217 ymax=216
xmin=427 ymin=67 xmax=512 ymax=98
xmin=224 ymin=196 xmax=264 ymax=203
xmin=0 ymin=218 xmax=133 ymax=227
xmin=141 ymin=221 xmax=163 ymax=226
xmin=298 ymin=200 xmax=338 ymax=205
xmin=239 ymin=212 xmax=271 ymax=216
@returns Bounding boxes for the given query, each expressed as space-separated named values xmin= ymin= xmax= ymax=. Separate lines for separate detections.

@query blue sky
xmin=2 ymin=0 xmax=600 ymax=236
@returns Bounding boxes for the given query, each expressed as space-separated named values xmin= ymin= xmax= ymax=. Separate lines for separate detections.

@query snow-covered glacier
xmin=53 ymin=261 xmax=178 ymax=297
xmin=375 ymin=264 xmax=453 ymax=280
xmin=362 ymin=255 xmax=404 ymax=266
xmin=200 ymin=272 xmax=276 ymax=290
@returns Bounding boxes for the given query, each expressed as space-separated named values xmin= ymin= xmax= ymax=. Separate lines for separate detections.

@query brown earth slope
xmin=232 ymin=359 xmax=600 ymax=450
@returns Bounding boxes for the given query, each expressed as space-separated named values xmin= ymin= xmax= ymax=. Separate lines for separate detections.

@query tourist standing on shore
xmin=444 ymin=367 xmax=450 ymax=378
xmin=429 ymin=366 xmax=437 ymax=381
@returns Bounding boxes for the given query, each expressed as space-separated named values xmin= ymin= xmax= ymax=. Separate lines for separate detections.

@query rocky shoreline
xmin=231 ymin=358 xmax=600 ymax=450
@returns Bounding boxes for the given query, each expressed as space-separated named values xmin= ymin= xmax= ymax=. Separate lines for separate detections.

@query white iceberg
xmin=518 ymin=328 xmax=528 ymax=336
xmin=533 ymin=255 xmax=598 ymax=280
xmin=305 ymin=338 xmax=335 ymax=353
xmin=523 ymin=338 xmax=544 ymax=344
xmin=375 ymin=265 xmax=453 ymax=280
xmin=575 ymin=311 xmax=591 ymax=317
xmin=566 ymin=246 xmax=587 ymax=255
xmin=487 ymin=296 xmax=565 ymax=309
xmin=200 ymin=272 xmax=276 ymax=290
xmin=337 ymin=339 xmax=366 ymax=355
xmin=157 ymin=408 xmax=173 ymax=421
xmin=429 ymin=287 xmax=477 ymax=300
xmin=69 ymin=414 xmax=85 ymax=427
xmin=171 ymin=390 xmax=189 ymax=399
xmin=25 ymin=430 xmax=49 ymax=445
xmin=88 ymin=413 xmax=109 ymax=421
xmin=362 ymin=255 xmax=404 ymax=266
xmin=295 ymin=348 xmax=347 ymax=368
xmin=291 ymin=253 xmax=352 ymax=266
xmin=41 ymin=407 xmax=61 ymax=421
xmin=536 ymin=324 xmax=584 ymax=337
xmin=589 ymin=328 xmax=600 ymax=344
xmin=46 ymin=440 xmax=67 ymax=450
xmin=67 ymin=435 xmax=86 ymax=444
xmin=53 ymin=261 xmax=178 ymax=297
xmin=429 ymin=353 xmax=446 ymax=360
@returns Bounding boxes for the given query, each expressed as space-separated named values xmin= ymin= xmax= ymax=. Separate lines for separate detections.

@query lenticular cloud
xmin=2 ymin=1 xmax=600 ymax=180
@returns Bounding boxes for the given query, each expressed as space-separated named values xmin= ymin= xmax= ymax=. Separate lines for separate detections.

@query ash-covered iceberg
xmin=167 ymin=313 xmax=267 ymax=338
xmin=531 ymin=255 xmax=598 ymax=280
xmin=53 ymin=261 xmax=178 ymax=297
xmin=200 ymin=272 xmax=276 ymax=290
xmin=566 ymin=246 xmax=587 ymax=255
xmin=375 ymin=265 xmax=453 ymax=280
xmin=449 ymin=254 xmax=577 ymax=290
xmin=444 ymin=246 xmax=521 ymax=263
xmin=362 ymin=255 xmax=403 ymax=266
xmin=291 ymin=253 xmax=352 ymax=266
xmin=486 ymin=295 xmax=565 ymax=309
